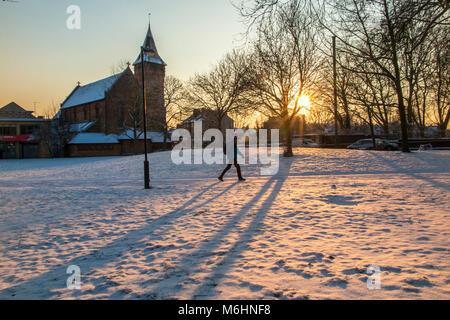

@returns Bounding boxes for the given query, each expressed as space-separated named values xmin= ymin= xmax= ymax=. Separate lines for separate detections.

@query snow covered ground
xmin=0 ymin=148 xmax=449 ymax=300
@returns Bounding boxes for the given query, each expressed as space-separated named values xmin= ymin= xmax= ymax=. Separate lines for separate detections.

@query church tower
xmin=133 ymin=23 xmax=167 ymax=132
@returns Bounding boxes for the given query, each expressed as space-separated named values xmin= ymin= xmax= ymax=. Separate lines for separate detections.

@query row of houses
xmin=0 ymin=102 xmax=51 ymax=159
xmin=0 ymin=99 xmax=173 ymax=159
xmin=0 ymin=102 xmax=237 ymax=159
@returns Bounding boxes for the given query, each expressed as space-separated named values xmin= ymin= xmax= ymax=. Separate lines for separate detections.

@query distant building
xmin=0 ymin=102 xmax=50 ymax=159
xmin=263 ymin=115 xmax=303 ymax=139
xmin=57 ymin=23 xmax=169 ymax=157
xmin=177 ymin=108 xmax=234 ymax=138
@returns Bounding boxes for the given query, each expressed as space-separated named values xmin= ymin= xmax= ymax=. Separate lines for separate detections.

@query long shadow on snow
xmin=368 ymin=152 xmax=449 ymax=191
xmin=0 ymin=180 xmax=239 ymax=299
xmin=150 ymin=158 xmax=294 ymax=299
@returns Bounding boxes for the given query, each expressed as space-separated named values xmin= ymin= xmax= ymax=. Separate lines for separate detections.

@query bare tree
xmin=165 ymin=76 xmax=188 ymax=130
xmin=111 ymin=59 xmax=131 ymax=75
xmin=233 ymin=113 xmax=253 ymax=129
xmin=186 ymin=50 xmax=254 ymax=133
xmin=244 ymin=0 xmax=320 ymax=157
xmin=347 ymin=62 xmax=397 ymax=138
xmin=306 ymin=103 xmax=333 ymax=133
xmin=316 ymin=52 xmax=355 ymax=133
xmin=316 ymin=0 xmax=449 ymax=151
xmin=429 ymin=26 xmax=450 ymax=137
xmin=121 ymin=97 xmax=144 ymax=155
xmin=40 ymin=103 xmax=72 ymax=157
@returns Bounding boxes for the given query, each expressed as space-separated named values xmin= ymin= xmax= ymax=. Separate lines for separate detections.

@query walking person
xmin=218 ymin=136 xmax=246 ymax=182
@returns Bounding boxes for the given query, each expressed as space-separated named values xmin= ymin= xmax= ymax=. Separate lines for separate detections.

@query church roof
xmin=61 ymin=71 xmax=125 ymax=110
xmin=0 ymin=102 xmax=35 ymax=119
xmin=133 ymin=23 xmax=166 ymax=66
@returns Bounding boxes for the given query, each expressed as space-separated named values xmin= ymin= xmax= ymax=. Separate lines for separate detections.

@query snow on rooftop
xmin=53 ymin=110 xmax=61 ymax=120
xmin=147 ymin=131 xmax=168 ymax=143
xmin=69 ymin=121 xmax=97 ymax=133
xmin=133 ymin=53 xmax=166 ymax=66
xmin=133 ymin=23 xmax=166 ymax=66
xmin=68 ymin=133 xmax=119 ymax=145
xmin=117 ymin=129 xmax=143 ymax=140
xmin=0 ymin=118 xmax=48 ymax=122
xmin=61 ymin=72 xmax=123 ymax=110
xmin=118 ymin=129 xmax=170 ymax=143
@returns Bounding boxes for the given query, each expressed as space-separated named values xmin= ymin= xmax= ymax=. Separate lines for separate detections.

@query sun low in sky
xmin=298 ymin=95 xmax=312 ymax=115
xmin=0 ymin=0 xmax=243 ymax=116
xmin=289 ymin=94 xmax=312 ymax=116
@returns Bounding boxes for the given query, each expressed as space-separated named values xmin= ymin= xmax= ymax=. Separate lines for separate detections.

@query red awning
xmin=1 ymin=135 xmax=35 ymax=142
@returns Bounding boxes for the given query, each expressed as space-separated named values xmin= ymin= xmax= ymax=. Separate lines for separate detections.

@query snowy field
xmin=0 ymin=148 xmax=449 ymax=300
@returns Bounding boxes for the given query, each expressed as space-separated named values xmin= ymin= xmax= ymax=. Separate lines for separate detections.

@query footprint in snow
xmin=320 ymin=195 xmax=362 ymax=206
xmin=324 ymin=278 xmax=348 ymax=289
xmin=403 ymin=277 xmax=434 ymax=288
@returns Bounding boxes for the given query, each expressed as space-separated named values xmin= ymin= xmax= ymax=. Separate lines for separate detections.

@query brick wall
xmin=68 ymin=144 xmax=122 ymax=157
xmin=60 ymin=68 xmax=141 ymax=136
xmin=105 ymin=68 xmax=141 ymax=135
xmin=134 ymin=62 xmax=166 ymax=132
xmin=60 ymin=101 xmax=106 ymax=128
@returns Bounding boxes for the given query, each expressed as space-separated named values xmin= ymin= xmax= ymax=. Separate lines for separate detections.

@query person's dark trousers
xmin=219 ymin=161 xmax=243 ymax=180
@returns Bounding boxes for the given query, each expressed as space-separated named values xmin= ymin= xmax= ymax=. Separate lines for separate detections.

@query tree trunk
xmin=397 ymin=97 xmax=411 ymax=152
xmin=419 ymin=127 xmax=425 ymax=138
xmin=383 ymin=123 xmax=390 ymax=137
xmin=383 ymin=1 xmax=410 ymax=152
xmin=439 ymin=124 xmax=447 ymax=138
xmin=283 ymin=118 xmax=293 ymax=157
xmin=367 ymin=106 xmax=376 ymax=149
xmin=342 ymin=96 xmax=351 ymax=132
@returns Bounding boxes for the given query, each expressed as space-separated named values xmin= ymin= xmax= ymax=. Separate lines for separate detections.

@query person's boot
xmin=238 ymin=177 xmax=246 ymax=182
xmin=218 ymin=176 xmax=224 ymax=182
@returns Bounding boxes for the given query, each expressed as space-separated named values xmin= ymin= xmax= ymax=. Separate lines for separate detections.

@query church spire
xmin=133 ymin=22 xmax=166 ymax=66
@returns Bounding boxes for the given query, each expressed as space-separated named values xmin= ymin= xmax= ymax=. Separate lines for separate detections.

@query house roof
xmin=118 ymin=129 xmax=170 ymax=143
xmin=133 ymin=23 xmax=166 ymax=66
xmin=181 ymin=109 xmax=233 ymax=124
xmin=0 ymin=102 xmax=35 ymax=119
xmin=0 ymin=118 xmax=48 ymax=123
xmin=61 ymin=70 xmax=126 ymax=110
xmin=68 ymin=131 xmax=168 ymax=145
xmin=68 ymin=133 xmax=120 ymax=145
xmin=182 ymin=115 xmax=203 ymax=124
xmin=69 ymin=121 xmax=97 ymax=133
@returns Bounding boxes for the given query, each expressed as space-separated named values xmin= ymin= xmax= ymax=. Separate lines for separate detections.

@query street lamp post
xmin=141 ymin=45 xmax=154 ymax=189
xmin=332 ymin=36 xmax=338 ymax=147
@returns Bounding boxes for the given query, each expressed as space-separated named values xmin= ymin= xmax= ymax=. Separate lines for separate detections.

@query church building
xmin=58 ymin=23 xmax=169 ymax=157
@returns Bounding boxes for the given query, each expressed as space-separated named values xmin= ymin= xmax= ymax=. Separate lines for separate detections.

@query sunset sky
xmin=0 ymin=0 xmax=243 ymax=116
